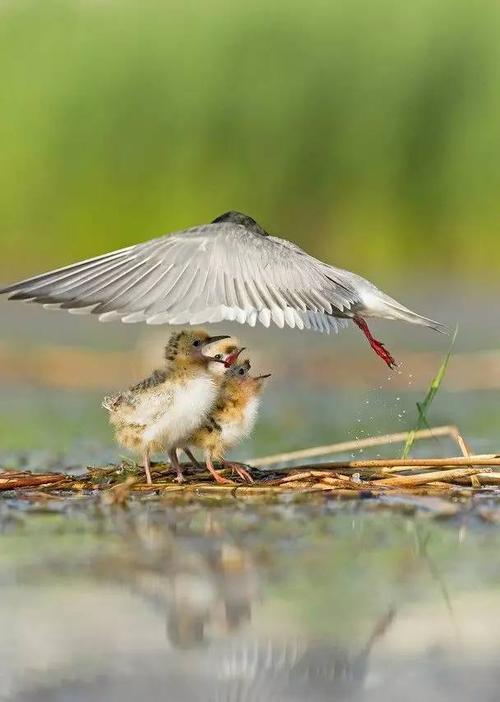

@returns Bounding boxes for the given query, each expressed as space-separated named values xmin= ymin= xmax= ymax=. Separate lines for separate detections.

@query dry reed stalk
xmin=248 ymin=425 xmax=465 ymax=467
xmin=347 ymin=456 xmax=500 ymax=469
xmin=319 ymin=475 xmax=369 ymax=488
xmin=452 ymin=472 xmax=500 ymax=486
xmin=377 ymin=467 xmax=487 ymax=487
xmin=0 ymin=473 xmax=69 ymax=490
xmin=454 ymin=429 xmax=472 ymax=458
xmin=288 ymin=456 xmax=500 ymax=474
xmin=273 ymin=470 xmax=346 ymax=484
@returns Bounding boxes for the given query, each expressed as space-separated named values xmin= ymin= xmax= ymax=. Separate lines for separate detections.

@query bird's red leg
xmin=354 ymin=317 xmax=397 ymax=370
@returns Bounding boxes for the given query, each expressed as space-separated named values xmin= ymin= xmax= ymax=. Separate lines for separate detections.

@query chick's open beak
xmin=200 ymin=334 xmax=231 ymax=362
xmin=256 ymin=373 xmax=272 ymax=380
xmin=224 ymin=347 xmax=246 ymax=367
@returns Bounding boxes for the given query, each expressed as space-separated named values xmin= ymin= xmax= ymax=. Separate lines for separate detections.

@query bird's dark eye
xmin=192 ymin=339 xmax=201 ymax=347
xmin=214 ymin=353 xmax=222 ymax=360
xmin=239 ymin=368 xmax=245 ymax=375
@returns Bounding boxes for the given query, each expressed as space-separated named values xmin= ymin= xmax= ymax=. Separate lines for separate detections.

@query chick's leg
xmin=223 ymin=461 xmax=254 ymax=483
xmin=143 ymin=448 xmax=153 ymax=485
xmin=205 ymin=451 xmax=234 ymax=485
xmin=168 ymin=449 xmax=185 ymax=483
xmin=183 ymin=447 xmax=204 ymax=471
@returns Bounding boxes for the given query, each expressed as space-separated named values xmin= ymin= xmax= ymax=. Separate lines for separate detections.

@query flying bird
xmin=0 ymin=211 xmax=446 ymax=368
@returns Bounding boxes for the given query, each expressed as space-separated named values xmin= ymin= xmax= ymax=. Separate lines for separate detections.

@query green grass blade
xmin=402 ymin=326 xmax=458 ymax=458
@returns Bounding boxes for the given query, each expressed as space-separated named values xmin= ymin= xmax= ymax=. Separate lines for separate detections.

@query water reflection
xmin=1 ymin=500 xmax=500 ymax=701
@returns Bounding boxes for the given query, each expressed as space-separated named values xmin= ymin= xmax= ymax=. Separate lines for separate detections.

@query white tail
xmin=358 ymin=288 xmax=449 ymax=333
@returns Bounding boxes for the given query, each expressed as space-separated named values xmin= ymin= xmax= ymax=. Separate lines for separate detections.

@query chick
xmin=181 ymin=336 xmax=242 ymax=471
xmin=186 ymin=359 xmax=270 ymax=484
xmin=102 ymin=329 xmax=231 ymax=484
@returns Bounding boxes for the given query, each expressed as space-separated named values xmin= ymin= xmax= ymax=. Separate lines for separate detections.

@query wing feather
xmin=0 ymin=220 xmax=360 ymax=334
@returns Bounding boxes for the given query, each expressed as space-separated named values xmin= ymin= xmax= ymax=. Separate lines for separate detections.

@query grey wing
xmin=0 ymin=222 xmax=361 ymax=333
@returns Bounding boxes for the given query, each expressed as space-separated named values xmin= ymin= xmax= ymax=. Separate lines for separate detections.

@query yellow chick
xmin=186 ymin=359 xmax=270 ymax=483
xmin=102 ymin=329 xmax=231 ymax=484
xmin=181 ymin=336 xmax=242 ymax=470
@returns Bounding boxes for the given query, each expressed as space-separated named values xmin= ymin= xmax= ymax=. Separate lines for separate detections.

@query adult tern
xmin=0 ymin=211 xmax=446 ymax=368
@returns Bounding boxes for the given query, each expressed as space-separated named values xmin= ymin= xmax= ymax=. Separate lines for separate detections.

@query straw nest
xmin=1 ymin=425 xmax=499 ymax=505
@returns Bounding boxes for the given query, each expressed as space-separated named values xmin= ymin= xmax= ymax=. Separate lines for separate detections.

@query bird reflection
xmin=106 ymin=509 xmax=259 ymax=648
xmin=112 ymin=509 xmax=395 ymax=700
xmin=10 ymin=506 xmax=395 ymax=702
xmin=177 ymin=608 xmax=395 ymax=702
xmin=165 ymin=540 xmax=255 ymax=648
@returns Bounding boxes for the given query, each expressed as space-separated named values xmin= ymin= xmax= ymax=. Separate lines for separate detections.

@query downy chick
xmin=102 ymin=329 xmax=230 ymax=484
xmin=186 ymin=359 xmax=271 ymax=484
xmin=182 ymin=336 xmax=242 ymax=470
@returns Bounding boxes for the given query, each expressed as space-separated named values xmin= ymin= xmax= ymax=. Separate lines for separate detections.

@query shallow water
xmin=2 ymin=497 xmax=500 ymax=701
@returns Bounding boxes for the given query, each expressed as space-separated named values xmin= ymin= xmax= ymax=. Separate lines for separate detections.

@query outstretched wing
xmin=0 ymin=221 xmax=361 ymax=333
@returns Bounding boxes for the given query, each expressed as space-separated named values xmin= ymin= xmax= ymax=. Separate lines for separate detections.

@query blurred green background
xmin=1 ymin=0 xmax=499 ymax=283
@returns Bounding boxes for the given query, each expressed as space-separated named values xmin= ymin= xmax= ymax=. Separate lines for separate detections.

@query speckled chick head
xmin=164 ymin=329 xmax=230 ymax=365
xmin=225 ymin=358 xmax=271 ymax=393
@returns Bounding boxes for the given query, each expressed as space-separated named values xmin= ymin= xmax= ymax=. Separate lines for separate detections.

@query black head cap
xmin=212 ymin=211 xmax=268 ymax=236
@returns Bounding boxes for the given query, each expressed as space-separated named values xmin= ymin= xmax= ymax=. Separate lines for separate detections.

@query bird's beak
xmin=224 ymin=347 xmax=246 ymax=367
xmin=200 ymin=334 xmax=231 ymax=362
xmin=255 ymin=373 xmax=272 ymax=380
xmin=203 ymin=334 xmax=231 ymax=345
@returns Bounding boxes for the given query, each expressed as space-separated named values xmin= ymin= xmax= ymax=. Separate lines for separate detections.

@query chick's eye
xmin=214 ymin=354 xmax=222 ymax=360
xmin=239 ymin=368 xmax=245 ymax=375
xmin=192 ymin=339 xmax=201 ymax=347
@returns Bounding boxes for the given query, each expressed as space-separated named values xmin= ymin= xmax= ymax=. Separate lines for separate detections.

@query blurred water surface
xmin=2 ymin=499 xmax=500 ymax=701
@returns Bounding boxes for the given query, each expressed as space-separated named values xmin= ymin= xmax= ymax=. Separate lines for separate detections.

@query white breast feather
xmin=143 ymin=372 xmax=218 ymax=448
xmin=221 ymin=396 xmax=260 ymax=449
